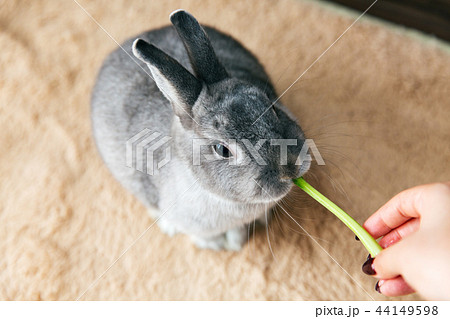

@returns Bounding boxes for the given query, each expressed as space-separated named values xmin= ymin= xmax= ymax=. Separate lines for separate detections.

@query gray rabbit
xmin=91 ymin=10 xmax=310 ymax=250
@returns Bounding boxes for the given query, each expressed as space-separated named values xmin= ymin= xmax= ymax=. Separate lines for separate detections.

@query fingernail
xmin=375 ymin=281 xmax=381 ymax=293
xmin=355 ymin=235 xmax=360 ymax=241
xmin=362 ymin=257 xmax=376 ymax=275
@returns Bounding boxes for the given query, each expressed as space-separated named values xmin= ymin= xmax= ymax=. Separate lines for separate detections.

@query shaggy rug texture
xmin=1 ymin=0 xmax=449 ymax=300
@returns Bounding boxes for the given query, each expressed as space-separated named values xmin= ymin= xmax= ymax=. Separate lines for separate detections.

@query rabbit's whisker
xmin=265 ymin=203 xmax=276 ymax=260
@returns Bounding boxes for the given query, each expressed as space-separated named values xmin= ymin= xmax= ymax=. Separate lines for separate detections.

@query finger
xmin=364 ymin=184 xmax=428 ymax=239
xmin=379 ymin=218 xmax=420 ymax=248
xmin=365 ymin=183 xmax=450 ymax=239
xmin=372 ymin=237 xmax=413 ymax=279
xmin=377 ymin=277 xmax=415 ymax=297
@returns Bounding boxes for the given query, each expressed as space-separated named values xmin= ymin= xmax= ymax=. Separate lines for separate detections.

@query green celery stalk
xmin=293 ymin=177 xmax=382 ymax=257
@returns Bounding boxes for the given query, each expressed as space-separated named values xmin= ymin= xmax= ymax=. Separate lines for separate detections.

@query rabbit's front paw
xmin=191 ymin=227 xmax=247 ymax=251
xmin=157 ymin=218 xmax=179 ymax=237
xmin=191 ymin=234 xmax=226 ymax=250
xmin=224 ymin=227 xmax=247 ymax=251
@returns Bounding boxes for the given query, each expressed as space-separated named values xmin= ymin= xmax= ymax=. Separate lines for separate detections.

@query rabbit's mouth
xmin=251 ymin=159 xmax=311 ymax=204
xmin=251 ymin=179 xmax=293 ymax=204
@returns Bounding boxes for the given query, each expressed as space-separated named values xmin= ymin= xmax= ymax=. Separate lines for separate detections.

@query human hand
xmin=362 ymin=182 xmax=450 ymax=300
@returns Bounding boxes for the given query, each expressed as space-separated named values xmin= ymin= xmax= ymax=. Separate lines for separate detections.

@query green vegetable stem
xmin=293 ymin=177 xmax=382 ymax=257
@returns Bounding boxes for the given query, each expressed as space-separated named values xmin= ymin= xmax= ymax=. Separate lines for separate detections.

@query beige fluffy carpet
xmin=1 ymin=0 xmax=449 ymax=300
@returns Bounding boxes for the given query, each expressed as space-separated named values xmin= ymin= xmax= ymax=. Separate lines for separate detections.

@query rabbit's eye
xmin=213 ymin=143 xmax=232 ymax=158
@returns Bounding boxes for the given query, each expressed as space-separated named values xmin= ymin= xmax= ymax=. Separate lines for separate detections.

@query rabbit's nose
xmin=280 ymin=163 xmax=298 ymax=180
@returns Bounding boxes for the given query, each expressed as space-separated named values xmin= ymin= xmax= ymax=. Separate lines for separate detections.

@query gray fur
xmin=91 ymin=10 xmax=308 ymax=250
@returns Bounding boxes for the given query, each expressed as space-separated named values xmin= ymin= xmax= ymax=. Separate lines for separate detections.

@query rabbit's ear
xmin=132 ymin=39 xmax=202 ymax=119
xmin=170 ymin=10 xmax=228 ymax=84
